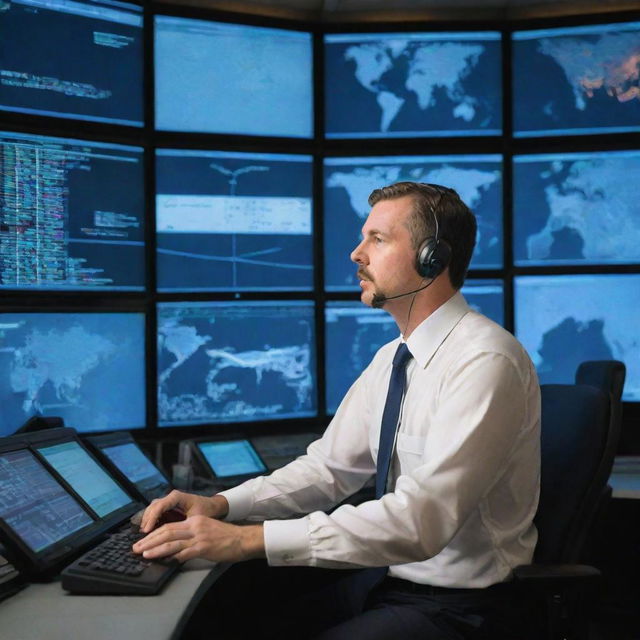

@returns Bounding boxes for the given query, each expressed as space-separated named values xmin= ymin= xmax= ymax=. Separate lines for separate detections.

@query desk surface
xmin=610 ymin=456 xmax=640 ymax=499
xmin=1 ymin=560 xmax=227 ymax=640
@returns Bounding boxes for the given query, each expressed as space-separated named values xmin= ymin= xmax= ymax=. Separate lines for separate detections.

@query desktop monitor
xmin=157 ymin=301 xmax=317 ymax=427
xmin=514 ymin=274 xmax=640 ymax=401
xmin=156 ymin=149 xmax=313 ymax=292
xmin=0 ymin=312 xmax=146 ymax=437
xmin=35 ymin=439 xmax=135 ymax=519
xmin=0 ymin=446 xmax=94 ymax=556
xmin=324 ymin=303 xmax=398 ymax=415
xmin=0 ymin=131 xmax=145 ymax=291
xmin=0 ymin=0 xmax=143 ymax=126
xmin=87 ymin=432 xmax=172 ymax=503
xmin=154 ymin=16 xmax=313 ymax=137
xmin=324 ymin=281 xmax=503 ymax=414
xmin=194 ymin=439 xmax=267 ymax=480
xmin=512 ymin=21 xmax=640 ymax=137
xmin=324 ymin=31 xmax=502 ymax=138
xmin=461 ymin=279 xmax=504 ymax=327
xmin=324 ymin=154 xmax=503 ymax=291
xmin=513 ymin=150 xmax=640 ymax=266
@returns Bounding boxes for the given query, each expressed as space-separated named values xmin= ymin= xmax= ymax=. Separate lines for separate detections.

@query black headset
xmin=415 ymin=184 xmax=452 ymax=280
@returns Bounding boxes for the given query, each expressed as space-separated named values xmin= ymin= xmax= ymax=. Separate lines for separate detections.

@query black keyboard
xmin=61 ymin=530 xmax=179 ymax=595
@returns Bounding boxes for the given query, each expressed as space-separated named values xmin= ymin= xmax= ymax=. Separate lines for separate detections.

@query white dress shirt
xmin=220 ymin=292 xmax=541 ymax=588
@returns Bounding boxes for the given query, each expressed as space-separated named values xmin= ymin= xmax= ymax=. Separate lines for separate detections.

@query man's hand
xmin=132 ymin=517 xmax=265 ymax=563
xmin=139 ymin=490 xmax=229 ymax=533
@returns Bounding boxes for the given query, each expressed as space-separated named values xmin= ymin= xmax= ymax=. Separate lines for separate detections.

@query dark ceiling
xmin=157 ymin=0 xmax=640 ymax=23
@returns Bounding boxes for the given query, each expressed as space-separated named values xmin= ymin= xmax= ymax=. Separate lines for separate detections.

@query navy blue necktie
xmin=376 ymin=342 xmax=413 ymax=499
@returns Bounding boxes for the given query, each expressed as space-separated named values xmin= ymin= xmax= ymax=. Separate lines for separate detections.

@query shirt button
xmin=282 ymin=553 xmax=293 ymax=563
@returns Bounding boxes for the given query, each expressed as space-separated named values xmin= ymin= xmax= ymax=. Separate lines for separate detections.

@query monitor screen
xmin=324 ymin=281 xmax=503 ymax=413
xmin=512 ymin=21 xmax=640 ymax=137
xmin=154 ymin=16 xmax=313 ymax=137
xmin=513 ymin=150 xmax=640 ymax=266
xmin=0 ymin=448 xmax=93 ymax=553
xmin=37 ymin=440 xmax=133 ymax=518
xmin=100 ymin=442 xmax=169 ymax=497
xmin=196 ymin=439 xmax=267 ymax=478
xmin=325 ymin=302 xmax=398 ymax=415
xmin=324 ymin=31 xmax=502 ymax=138
xmin=0 ymin=312 xmax=146 ymax=437
xmin=460 ymin=278 xmax=504 ymax=327
xmin=514 ymin=274 xmax=640 ymax=401
xmin=324 ymin=154 xmax=503 ymax=291
xmin=0 ymin=131 xmax=145 ymax=291
xmin=0 ymin=0 xmax=143 ymax=126
xmin=156 ymin=149 xmax=313 ymax=292
xmin=157 ymin=301 xmax=317 ymax=427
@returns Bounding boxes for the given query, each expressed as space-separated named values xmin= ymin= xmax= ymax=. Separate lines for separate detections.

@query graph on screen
xmin=156 ymin=149 xmax=313 ymax=291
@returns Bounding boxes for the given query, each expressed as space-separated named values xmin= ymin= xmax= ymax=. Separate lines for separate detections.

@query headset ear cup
xmin=416 ymin=238 xmax=451 ymax=279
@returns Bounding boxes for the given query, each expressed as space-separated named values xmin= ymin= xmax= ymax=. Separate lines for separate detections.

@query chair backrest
xmin=575 ymin=360 xmax=627 ymax=453
xmin=534 ymin=384 xmax=618 ymax=564
xmin=575 ymin=360 xmax=626 ymax=404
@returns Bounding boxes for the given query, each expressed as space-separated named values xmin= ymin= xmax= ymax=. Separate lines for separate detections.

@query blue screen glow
xmin=197 ymin=440 xmax=266 ymax=478
xmin=513 ymin=150 xmax=640 ymax=266
xmin=155 ymin=16 xmax=313 ymax=137
xmin=0 ymin=312 xmax=146 ymax=437
xmin=157 ymin=301 xmax=317 ymax=427
xmin=513 ymin=21 xmax=640 ymax=137
xmin=324 ymin=31 xmax=502 ymax=138
xmin=156 ymin=149 xmax=313 ymax=292
xmin=324 ymin=154 xmax=503 ymax=291
xmin=38 ymin=440 xmax=133 ymax=518
xmin=0 ymin=0 xmax=143 ymax=126
xmin=0 ymin=131 xmax=145 ymax=291
xmin=515 ymin=274 xmax=640 ymax=401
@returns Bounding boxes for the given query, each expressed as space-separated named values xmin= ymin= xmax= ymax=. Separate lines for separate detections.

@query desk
xmin=1 ymin=560 xmax=228 ymax=640
xmin=609 ymin=456 xmax=640 ymax=499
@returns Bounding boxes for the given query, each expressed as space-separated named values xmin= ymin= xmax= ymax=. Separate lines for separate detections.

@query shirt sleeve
xmin=263 ymin=351 xmax=535 ymax=569
xmin=218 ymin=369 xmax=377 ymax=523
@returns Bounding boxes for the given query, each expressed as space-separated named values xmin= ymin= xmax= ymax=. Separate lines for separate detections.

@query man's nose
xmin=350 ymin=239 xmax=366 ymax=264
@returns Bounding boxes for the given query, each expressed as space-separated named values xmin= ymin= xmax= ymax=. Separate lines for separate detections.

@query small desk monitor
xmin=32 ymin=432 xmax=139 ymax=522
xmin=194 ymin=439 xmax=267 ymax=483
xmin=0 ymin=438 xmax=98 ymax=575
xmin=86 ymin=432 xmax=172 ymax=503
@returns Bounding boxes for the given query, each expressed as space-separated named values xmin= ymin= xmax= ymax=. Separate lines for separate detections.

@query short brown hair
xmin=368 ymin=181 xmax=477 ymax=290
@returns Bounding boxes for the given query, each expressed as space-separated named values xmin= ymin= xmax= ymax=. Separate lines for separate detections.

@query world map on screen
xmin=0 ymin=314 xmax=145 ymax=436
xmin=157 ymin=303 xmax=316 ymax=426
xmin=515 ymin=275 xmax=640 ymax=402
xmin=325 ymin=33 xmax=502 ymax=137
xmin=513 ymin=22 xmax=640 ymax=135
xmin=324 ymin=157 xmax=502 ymax=290
xmin=514 ymin=151 xmax=640 ymax=265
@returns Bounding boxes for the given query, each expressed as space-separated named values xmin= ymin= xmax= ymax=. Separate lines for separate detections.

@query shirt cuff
xmin=217 ymin=483 xmax=255 ymax=521
xmin=264 ymin=517 xmax=312 ymax=566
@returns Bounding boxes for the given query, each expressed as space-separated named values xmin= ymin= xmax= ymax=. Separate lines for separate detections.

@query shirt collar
xmin=405 ymin=291 xmax=470 ymax=369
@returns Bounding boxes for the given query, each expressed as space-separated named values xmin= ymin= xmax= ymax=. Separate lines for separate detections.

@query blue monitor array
xmin=512 ymin=21 xmax=640 ymax=137
xmin=0 ymin=0 xmax=143 ymax=126
xmin=324 ymin=154 xmax=503 ymax=291
xmin=513 ymin=150 xmax=640 ymax=266
xmin=157 ymin=301 xmax=317 ymax=427
xmin=324 ymin=31 xmax=502 ymax=138
xmin=325 ymin=279 xmax=503 ymax=414
xmin=156 ymin=149 xmax=313 ymax=292
xmin=154 ymin=16 xmax=313 ymax=137
xmin=0 ymin=131 xmax=145 ymax=291
xmin=0 ymin=312 xmax=146 ymax=437
xmin=515 ymin=274 xmax=640 ymax=401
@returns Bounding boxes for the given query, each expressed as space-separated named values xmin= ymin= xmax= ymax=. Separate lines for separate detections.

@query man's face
xmin=350 ymin=195 xmax=422 ymax=308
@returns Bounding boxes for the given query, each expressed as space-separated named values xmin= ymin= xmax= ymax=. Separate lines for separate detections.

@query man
xmin=134 ymin=182 xmax=541 ymax=639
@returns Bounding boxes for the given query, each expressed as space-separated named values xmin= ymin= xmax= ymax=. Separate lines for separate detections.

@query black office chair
xmin=576 ymin=360 xmax=626 ymax=453
xmin=514 ymin=383 xmax=620 ymax=640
